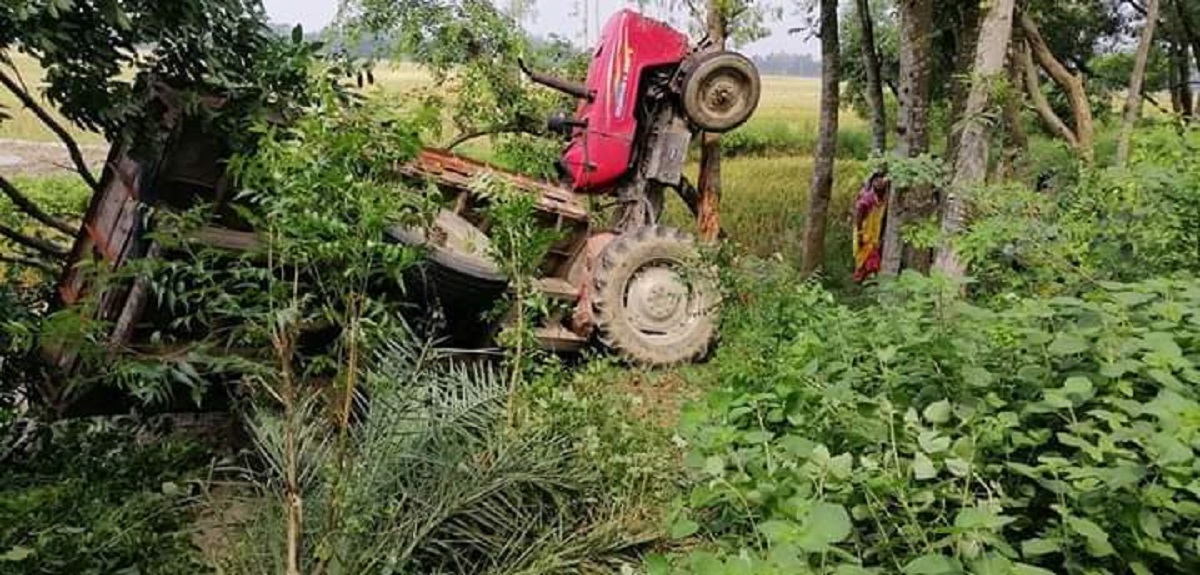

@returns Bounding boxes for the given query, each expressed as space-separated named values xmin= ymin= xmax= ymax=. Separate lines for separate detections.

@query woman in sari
xmin=852 ymin=171 xmax=890 ymax=283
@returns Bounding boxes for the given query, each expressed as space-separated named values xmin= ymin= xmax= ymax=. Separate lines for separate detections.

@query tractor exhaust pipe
xmin=519 ymin=59 xmax=593 ymax=102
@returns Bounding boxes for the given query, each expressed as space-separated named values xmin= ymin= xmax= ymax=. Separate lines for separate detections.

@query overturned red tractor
xmin=396 ymin=9 xmax=761 ymax=365
xmin=56 ymin=9 xmax=761 ymax=379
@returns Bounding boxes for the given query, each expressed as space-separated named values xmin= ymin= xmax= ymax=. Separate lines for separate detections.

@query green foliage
xmin=659 ymin=264 xmax=1200 ymax=574
xmin=521 ymin=358 xmax=686 ymax=506
xmin=472 ymin=173 xmax=561 ymax=396
xmin=958 ymin=126 xmax=1200 ymax=298
xmin=342 ymin=0 xmax=585 ymax=147
xmin=221 ymin=340 xmax=651 ymax=574
xmin=1 ymin=0 xmax=270 ymax=139
xmin=0 ymin=421 xmax=210 ymax=574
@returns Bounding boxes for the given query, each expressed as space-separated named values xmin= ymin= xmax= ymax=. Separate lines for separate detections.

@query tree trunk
xmin=1117 ymin=0 xmax=1161 ymax=167
xmin=946 ymin=0 xmax=983 ymax=165
xmin=1176 ymin=0 xmax=1200 ymax=118
xmin=697 ymin=2 xmax=727 ymax=243
xmin=881 ymin=0 xmax=934 ymax=276
xmin=801 ymin=0 xmax=841 ymax=276
xmin=1170 ymin=0 xmax=1195 ymax=120
xmin=997 ymin=23 xmax=1028 ymax=179
xmin=1020 ymin=11 xmax=1095 ymax=163
xmin=856 ymin=0 xmax=887 ymax=153
xmin=934 ymin=0 xmax=1017 ymax=279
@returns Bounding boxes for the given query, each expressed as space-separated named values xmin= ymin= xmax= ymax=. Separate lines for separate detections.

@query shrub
xmin=658 ymin=265 xmax=1200 ymax=574
xmin=218 ymin=341 xmax=653 ymax=574
xmin=960 ymin=126 xmax=1200 ymax=299
xmin=0 ymin=422 xmax=210 ymax=574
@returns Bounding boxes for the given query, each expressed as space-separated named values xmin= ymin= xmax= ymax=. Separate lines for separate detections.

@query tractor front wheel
xmin=592 ymin=227 xmax=717 ymax=366
xmin=681 ymin=51 xmax=761 ymax=133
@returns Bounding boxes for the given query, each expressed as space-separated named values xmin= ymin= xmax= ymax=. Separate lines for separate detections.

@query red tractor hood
xmin=560 ymin=9 xmax=691 ymax=193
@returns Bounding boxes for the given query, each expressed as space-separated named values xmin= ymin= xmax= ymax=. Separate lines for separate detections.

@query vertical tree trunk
xmin=881 ymin=0 xmax=934 ymax=276
xmin=1117 ymin=0 xmax=1161 ymax=167
xmin=997 ymin=23 xmax=1028 ymax=179
xmin=856 ymin=0 xmax=887 ymax=153
xmin=1175 ymin=0 xmax=1200 ymax=118
xmin=1169 ymin=0 xmax=1194 ymax=120
xmin=946 ymin=0 xmax=983 ymax=165
xmin=801 ymin=0 xmax=841 ymax=276
xmin=1020 ymin=11 xmax=1095 ymax=163
xmin=934 ymin=0 xmax=1017 ymax=279
xmin=697 ymin=2 xmax=727 ymax=243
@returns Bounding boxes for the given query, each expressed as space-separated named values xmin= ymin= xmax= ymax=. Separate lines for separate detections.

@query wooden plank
xmin=109 ymin=242 xmax=161 ymax=346
xmin=188 ymin=226 xmax=262 ymax=251
xmin=399 ymin=149 xmax=590 ymax=222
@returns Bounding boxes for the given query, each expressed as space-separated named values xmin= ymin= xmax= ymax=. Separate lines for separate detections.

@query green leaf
xmin=742 ymin=430 xmax=774 ymax=444
xmin=1150 ymin=433 xmax=1193 ymax=465
xmin=1048 ymin=333 xmax=1088 ymax=356
xmin=1012 ymin=564 xmax=1056 ymax=575
xmin=1130 ymin=562 xmax=1153 ymax=575
xmin=758 ymin=519 xmax=798 ymax=544
xmin=945 ymin=457 xmax=971 ymax=478
xmin=903 ymin=554 xmax=962 ymax=574
xmin=923 ymin=400 xmax=953 ymax=424
xmin=963 ymin=366 xmax=994 ymax=388
xmin=919 ymin=431 xmax=951 ymax=454
xmin=668 ymin=518 xmax=700 ymax=539
xmin=0 ymin=547 xmax=33 ymax=562
xmin=954 ymin=506 xmax=1013 ymax=531
xmin=1067 ymin=516 xmax=1114 ymax=557
xmin=645 ymin=554 xmax=670 ymax=575
xmin=828 ymin=452 xmax=854 ymax=480
xmin=1021 ymin=537 xmax=1060 ymax=557
xmin=703 ymin=455 xmax=725 ymax=476
xmin=913 ymin=452 xmax=938 ymax=480
xmin=795 ymin=502 xmax=852 ymax=552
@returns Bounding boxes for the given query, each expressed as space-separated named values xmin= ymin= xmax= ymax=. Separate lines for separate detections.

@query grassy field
xmin=0 ymin=53 xmax=107 ymax=144
xmin=2 ymin=54 xmax=872 ymax=272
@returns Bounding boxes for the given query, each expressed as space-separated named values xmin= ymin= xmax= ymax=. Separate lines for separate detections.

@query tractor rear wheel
xmin=592 ymin=227 xmax=717 ymax=366
xmin=682 ymin=51 xmax=761 ymax=133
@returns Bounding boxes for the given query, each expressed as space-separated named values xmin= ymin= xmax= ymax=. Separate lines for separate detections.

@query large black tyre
xmin=386 ymin=210 xmax=507 ymax=344
xmin=681 ymin=51 xmax=761 ymax=133
xmin=592 ymin=227 xmax=717 ymax=366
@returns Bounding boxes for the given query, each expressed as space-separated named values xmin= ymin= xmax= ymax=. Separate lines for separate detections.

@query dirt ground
xmin=0 ymin=138 xmax=108 ymax=178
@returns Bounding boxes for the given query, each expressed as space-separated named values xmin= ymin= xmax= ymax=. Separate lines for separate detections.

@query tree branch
xmin=0 ymin=223 xmax=68 ymax=258
xmin=0 ymin=65 xmax=99 ymax=191
xmin=0 ymin=254 xmax=56 ymax=273
xmin=1020 ymin=11 xmax=1095 ymax=159
xmin=0 ymin=175 xmax=77 ymax=236
xmin=1021 ymin=40 xmax=1079 ymax=149
xmin=443 ymin=126 xmax=539 ymax=150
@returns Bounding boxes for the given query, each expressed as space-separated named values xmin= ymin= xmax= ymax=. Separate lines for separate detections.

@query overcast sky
xmin=261 ymin=0 xmax=819 ymax=57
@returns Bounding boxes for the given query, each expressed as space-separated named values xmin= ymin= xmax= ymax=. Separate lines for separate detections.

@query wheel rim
xmin=623 ymin=260 xmax=701 ymax=344
xmin=698 ymin=67 xmax=754 ymax=125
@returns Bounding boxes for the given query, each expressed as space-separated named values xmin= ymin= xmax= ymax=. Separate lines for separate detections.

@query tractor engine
xmin=523 ymin=9 xmax=761 ymax=230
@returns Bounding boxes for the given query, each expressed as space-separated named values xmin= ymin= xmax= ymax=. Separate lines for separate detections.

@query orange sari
xmin=853 ymin=180 xmax=887 ymax=283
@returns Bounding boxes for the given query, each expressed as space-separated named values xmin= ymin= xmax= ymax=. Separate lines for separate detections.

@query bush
xmin=219 ymin=342 xmax=654 ymax=575
xmin=658 ymin=265 xmax=1200 ymax=574
xmin=0 ymin=422 xmax=210 ymax=574
xmin=960 ymin=126 xmax=1200 ymax=299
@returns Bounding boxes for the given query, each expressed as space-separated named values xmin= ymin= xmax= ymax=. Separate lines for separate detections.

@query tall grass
xmin=666 ymin=157 xmax=868 ymax=285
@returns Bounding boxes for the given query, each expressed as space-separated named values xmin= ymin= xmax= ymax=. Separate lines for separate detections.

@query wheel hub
xmin=626 ymin=266 xmax=691 ymax=335
xmin=702 ymin=71 xmax=750 ymax=119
